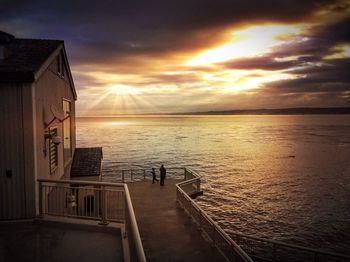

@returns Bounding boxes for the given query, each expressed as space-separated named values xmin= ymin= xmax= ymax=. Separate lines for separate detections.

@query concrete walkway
xmin=128 ymin=179 xmax=225 ymax=262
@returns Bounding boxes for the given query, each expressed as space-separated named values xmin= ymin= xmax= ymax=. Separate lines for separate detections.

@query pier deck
xmin=128 ymin=179 xmax=225 ymax=262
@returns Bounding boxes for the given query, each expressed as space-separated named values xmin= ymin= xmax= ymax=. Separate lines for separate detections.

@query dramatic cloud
xmin=1 ymin=0 xmax=350 ymax=114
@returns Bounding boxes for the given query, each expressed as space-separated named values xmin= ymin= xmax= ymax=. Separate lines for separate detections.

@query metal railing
xmin=229 ymin=231 xmax=350 ymax=262
xmin=71 ymin=167 xmax=350 ymax=262
xmin=38 ymin=179 xmax=146 ymax=262
xmin=176 ymin=168 xmax=253 ymax=262
xmin=111 ymin=167 xmax=251 ymax=261
xmin=176 ymin=169 xmax=350 ymax=262
xmin=108 ymin=167 xmax=186 ymax=183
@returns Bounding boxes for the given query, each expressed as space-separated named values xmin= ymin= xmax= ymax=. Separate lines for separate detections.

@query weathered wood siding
xmin=34 ymin=53 xmax=76 ymax=183
xmin=0 ymin=84 xmax=27 ymax=219
xmin=0 ymin=48 xmax=76 ymax=219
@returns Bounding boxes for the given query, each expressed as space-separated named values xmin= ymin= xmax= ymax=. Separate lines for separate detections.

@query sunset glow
xmin=109 ymin=84 xmax=141 ymax=95
xmin=2 ymin=0 xmax=349 ymax=115
xmin=186 ymin=24 xmax=303 ymax=66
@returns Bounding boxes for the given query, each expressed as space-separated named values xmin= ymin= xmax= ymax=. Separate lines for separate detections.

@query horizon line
xmin=76 ymin=106 xmax=350 ymax=118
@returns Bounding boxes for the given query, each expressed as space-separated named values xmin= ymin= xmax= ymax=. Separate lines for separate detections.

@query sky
xmin=1 ymin=0 xmax=350 ymax=115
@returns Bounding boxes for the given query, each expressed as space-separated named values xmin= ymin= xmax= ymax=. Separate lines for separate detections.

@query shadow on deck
xmin=0 ymin=219 xmax=123 ymax=262
xmin=128 ymin=179 xmax=225 ymax=262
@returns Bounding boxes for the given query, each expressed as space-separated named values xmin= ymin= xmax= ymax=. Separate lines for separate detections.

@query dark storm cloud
xmin=1 ymin=0 xmax=336 ymax=63
xmin=262 ymin=58 xmax=350 ymax=94
xmin=291 ymin=58 xmax=350 ymax=81
xmin=1 ymin=0 xmax=350 ymax=112
xmin=218 ymin=15 xmax=350 ymax=99
xmin=221 ymin=15 xmax=350 ymax=70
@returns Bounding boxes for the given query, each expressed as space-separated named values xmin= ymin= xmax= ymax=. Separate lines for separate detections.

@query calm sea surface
xmin=76 ymin=115 xmax=350 ymax=254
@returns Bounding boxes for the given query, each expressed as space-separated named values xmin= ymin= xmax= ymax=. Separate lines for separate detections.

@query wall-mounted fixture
xmin=43 ymin=131 xmax=62 ymax=156
xmin=44 ymin=104 xmax=70 ymax=128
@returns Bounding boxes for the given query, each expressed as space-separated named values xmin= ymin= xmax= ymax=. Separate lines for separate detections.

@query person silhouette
xmin=151 ymin=168 xmax=158 ymax=184
xmin=159 ymin=164 xmax=166 ymax=186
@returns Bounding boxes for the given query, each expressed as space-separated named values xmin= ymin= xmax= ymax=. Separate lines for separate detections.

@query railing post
xmin=183 ymin=168 xmax=186 ymax=180
xmin=143 ymin=169 xmax=146 ymax=180
xmin=131 ymin=170 xmax=133 ymax=181
xmin=99 ymin=185 xmax=108 ymax=225
xmin=213 ymin=223 xmax=217 ymax=247
xmin=122 ymin=170 xmax=125 ymax=183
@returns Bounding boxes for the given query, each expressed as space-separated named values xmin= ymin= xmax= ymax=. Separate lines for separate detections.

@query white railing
xmin=176 ymin=168 xmax=254 ymax=262
xmin=111 ymin=167 xmax=252 ymax=261
xmin=109 ymin=167 xmax=186 ymax=183
xmin=229 ymin=231 xmax=350 ymax=262
xmin=176 ymin=168 xmax=350 ymax=262
xmin=38 ymin=179 xmax=146 ymax=262
xmin=99 ymin=167 xmax=350 ymax=262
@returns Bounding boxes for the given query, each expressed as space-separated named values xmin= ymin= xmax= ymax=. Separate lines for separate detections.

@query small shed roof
xmin=0 ymin=38 xmax=62 ymax=82
xmin=70 ymin=147 xmax=103 ymax=177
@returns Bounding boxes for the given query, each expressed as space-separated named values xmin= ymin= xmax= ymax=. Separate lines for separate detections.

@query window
xmin=49 ymin=128 xmax=58 ymax=173
xmin=63 ymin=99 xmax=72 ymax=164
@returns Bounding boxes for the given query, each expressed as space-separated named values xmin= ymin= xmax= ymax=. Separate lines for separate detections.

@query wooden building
xmin=0 ymin=31 xmax=81 ymax=219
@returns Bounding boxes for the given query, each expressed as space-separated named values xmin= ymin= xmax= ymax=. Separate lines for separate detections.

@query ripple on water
xmin=77 ymin=115 xmax=350 ymax=255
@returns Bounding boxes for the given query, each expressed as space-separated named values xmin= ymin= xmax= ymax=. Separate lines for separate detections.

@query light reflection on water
xmin=76 ymin=115 xmax=350 ymax=254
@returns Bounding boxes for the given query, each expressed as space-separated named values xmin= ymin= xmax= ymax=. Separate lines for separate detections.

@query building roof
xmin=0 ymin=30 xmax=14 ymax=43
xmin=70 ymin=147 xmax=103 ymax=177
xmin=0 ymin=37 xmax=63 ymax=82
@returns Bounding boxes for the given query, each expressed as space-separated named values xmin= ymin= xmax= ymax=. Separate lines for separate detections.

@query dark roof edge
xmin=0 ymin=31 xmax=15 ymax=43
xmin=0 ymin=72 xmax=35 ymax=83
xmin=15 ymin=37 xmax=64 ymax=43
xmin=61 ymin=43 xmax=77 ymax=100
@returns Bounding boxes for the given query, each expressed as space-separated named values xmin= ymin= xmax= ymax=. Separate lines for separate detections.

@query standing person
xmin=159 ymin=164 xmax=166 ymax=186
xmin=151 ymin=168 xmax=158 ymax=184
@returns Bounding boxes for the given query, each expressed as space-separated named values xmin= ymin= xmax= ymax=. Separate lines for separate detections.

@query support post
xmin=99 ymin=186 xmax=108 ymax=225
xmin=199 ymin=209 xmax=203 ymax=230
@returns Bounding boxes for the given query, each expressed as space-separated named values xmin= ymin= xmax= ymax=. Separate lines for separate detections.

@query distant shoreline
xmin=77 ymin=107 xmax=350 ymax=118
xmin=175 ymin=107 xmax=350 ymax=115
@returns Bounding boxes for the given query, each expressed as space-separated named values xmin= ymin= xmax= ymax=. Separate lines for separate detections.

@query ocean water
xmin=76 ymin=115 xmax=350 ymax=255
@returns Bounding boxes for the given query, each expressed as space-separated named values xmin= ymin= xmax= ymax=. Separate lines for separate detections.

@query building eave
xmin=33 ymin=43 xmax=77 ymax=100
